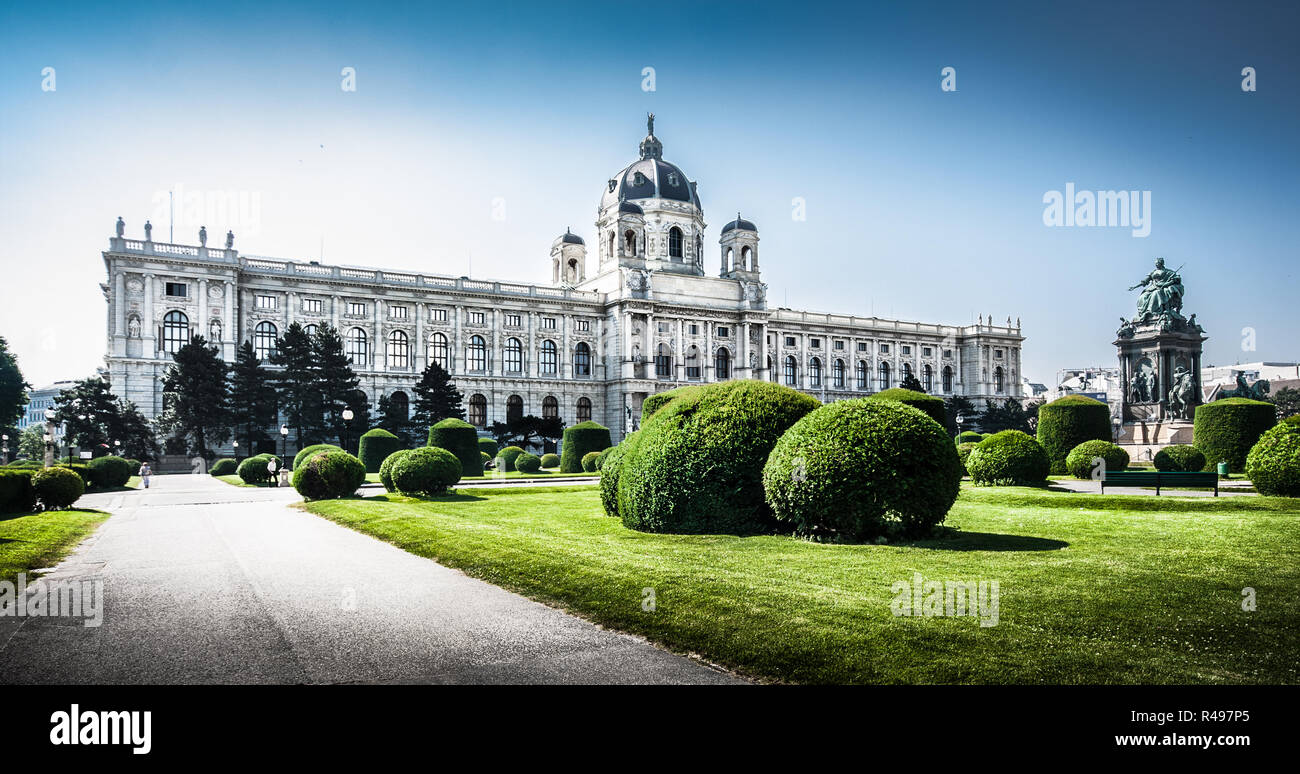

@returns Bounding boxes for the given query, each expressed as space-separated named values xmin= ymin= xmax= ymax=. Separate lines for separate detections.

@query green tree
xmin=899 ymin=371 xmax=925 ymax=392
xmin=0 ymin=336 xmax=29 ymax=430
xmin=313 ymin=325 xmax=367 ymax=449
xmin=18 ymin=425 xmax=45 ymax=459
xmin=157 ymin=335 xmax=231 ymax=459
xmin=1268 ymin=386 xmax=1300 ymax=420
xmin=411 ymin=360 xmax=464 ymax=430
xmin=52 ymin=377 xmax=120 ymax=454
xmin=228 ymin=340 xmax=278 ymax=455
xmin=979 ymin=397 xmax=1035 ymax=434
xmin=487 ymin=415 xmax=563 ymax=451
xmin=943 ymin=395 xmax=978 ymax=436
xmin=109 ymin=398 xmax=158 ymax=460
xmin=272 ymin=322 xmax=324 ymax=449
xmin=375 ymin=394 xmax=412 ymax=447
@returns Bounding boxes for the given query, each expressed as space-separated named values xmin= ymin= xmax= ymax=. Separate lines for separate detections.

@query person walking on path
xmin=138 ymin=461 xmax=153 ymax=489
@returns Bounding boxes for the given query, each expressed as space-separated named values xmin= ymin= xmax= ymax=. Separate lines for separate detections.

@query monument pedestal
xmin=1117 ymin=419 xmax=1194 ymax=463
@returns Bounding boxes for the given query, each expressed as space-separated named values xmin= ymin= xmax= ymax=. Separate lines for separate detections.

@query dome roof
xmin=721 ymin=213 xmax=757 ymax=234
xmin=600 ymin=114 xmax=702 ymax=213
xmin=555 ymin=227 xmax=585 ymax=246
xmin=617 ymin=200 xmax=644 ymax=215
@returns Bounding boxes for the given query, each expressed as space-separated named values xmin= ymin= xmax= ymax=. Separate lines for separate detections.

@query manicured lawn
xmin=0 ymin=509 xmax=110 ymax=584
xmin=362 ymin=470 xmax=600 ymax=484
xmin=303 ymin=484 xmax=1300 ymax=684
xmin=215 ymin=474 xmax=279 ymax=488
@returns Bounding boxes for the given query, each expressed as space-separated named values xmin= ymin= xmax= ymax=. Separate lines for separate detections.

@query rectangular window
xmin=390 ymin=305 xmax=407 ymax=319
xmin=879 ymin=344 xmax=890 ymax=354
xmin=717 ymin=326 xmax=729 ymax=338
xmin=576 ymin=319 xmax=591 ymax=332
xmin=542 ymin=317 xmax=557 ymax=329
xmin=922 ymin=347 xmax=932 ymax=357
xmin=784 ymin=336 xmax=796 ymax=347
xmin=255 ymin=294 xmax=277 ymax=310
xmin=689 ymin=324 xmax=699 ymax=335
xmin=506 ymin=314 xmax=521 ymax=327
xmin=810 ymin=338 xmax=821 ymax=349
xmin=431 ymin=308 xmax=448 ymax=322
xmin=469 ymin=311 xmax=485 ymax=325
xmin=303 ymin=298 xmax=322 ymax=313
xmin=347 ymin=302 xmax=366 ymax=316
xmin=165 ymin=282 xmax=188 ymax=298
xmin=658 ymin=322 xmax=671 ymax=334
xmin=857 ymin=342 xmax=868 ymax=352
xmin=834 ymin=340 xmax=844 ymax=350
xmin=655 ymin=354 xmax=672 ymax=377
xmin=995 ymin=349 xmax=1004 ymax=359
xmin=943 ymin=349 xmax=953 ymax=359
xmin=902 ymin=345 xmax=911 ymax=355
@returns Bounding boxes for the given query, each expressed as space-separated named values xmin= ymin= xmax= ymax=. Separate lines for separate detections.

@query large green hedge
xmin=599 ymin=433 xmax=638 ymax=518
xmin=237 ymin=454 xmax=282 ymax=484
xmin=379 ymin=449 xmax=410 ymax=493
xmin=763 ymin=399 xmax=962 ymax=541
xmin=358 ymin=429 xmax=403 ymax=473
xmin=87 ymin=455 xmax=133 ymax=488
xmin=966 ymin=430 xmax=1050 ymax=486
xmin=642 ymin=386 xmax=700 ymax=421
xmin=477 ymin=437 xmax=499 ymax=458
xmin=1245 ymin=422 xmax=1300 ymax=497
xmin=390 ymin=447 xmax=461 ymax=496
xmin=1065 ymin=440 xmax=1130 ymax=479
xmin=865 ymin=388 xmax=946 ymax=427
xmin=956 ymin=442 xmax=977 ymax=474
xmin=560 ymin=421 xmax=612 ymax=473
xmin=294 ymin=444 xmax=342 ymax=471
xmin=1153 ymin=444 xmax=1206 ymax=472
xmin=0 ymin=469 xmax=36 ymax=513
xmin=956 ymin=431 xmax=984 ymax=446
xmin=33 ymin=466 xmax=84 ymax=509
xmin=427 ymin=418 xmax=484 ymax=477
xmin=1194 ymin=398 xmax=1277 ymax=473
xmin=1036 ymin=395 xmax=1111 ymax=474
xmin=209 ymin=458 xmax=238 ymax=476
xmin=292 ymin=450 xmax=366 ymax=500
xmin=616 ymin=381 xmax=819 ymax=534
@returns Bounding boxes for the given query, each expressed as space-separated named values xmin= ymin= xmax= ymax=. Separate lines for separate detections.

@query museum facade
xmin=101 ymin=117 xmax=1025 ymax=452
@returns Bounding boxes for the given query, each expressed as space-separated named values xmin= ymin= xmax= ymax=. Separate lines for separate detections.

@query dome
xmin=600 ymin=114 xmax=702 ymax=213
xmin=721 ymin=213 xmax=757 ymax=234
xmin=555 ymin=227 xmax=585 ymax=246
xmin=617 ymin=200 xmax=644 ymax=215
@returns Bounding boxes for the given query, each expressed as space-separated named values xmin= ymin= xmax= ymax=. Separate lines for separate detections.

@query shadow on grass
xmin=363 ymin=492 xmax=489 ymax=504
xmin=907 ymin=527 xmax=1069 ymax=552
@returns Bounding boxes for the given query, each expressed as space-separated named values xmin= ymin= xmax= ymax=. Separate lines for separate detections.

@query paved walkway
xmin=0 ymin=475 xmax=738 ymax=685
xmin=1049 ymin=478 xmax=1258 ymax=497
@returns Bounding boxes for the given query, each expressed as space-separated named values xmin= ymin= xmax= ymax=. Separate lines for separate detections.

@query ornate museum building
xmin=101 ymin=116 xmax=1026 ymax=452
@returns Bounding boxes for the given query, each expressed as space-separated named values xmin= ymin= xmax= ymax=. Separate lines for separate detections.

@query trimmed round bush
xmin=33 ymin=466 xmax=84 ymax=510
xmin=5 ymin=459 xmax=43 ymax=469
xmin=379 ymin=449 xmax=410 ymax=493
xmin=581 ymin=451 xmax=601 ymax=472
xmin=560 ymin=421 xmax=613 ymax=473
xmin=496 ymin=446 xmax=525 ymax=472
xmin=514 ymin=452 xmax=541 ymax=473
xmin=427 ymin=418 xmax=484 ymax=477
xmin=358 ymin=428 xmax=403 ymax=473
xmin=58 ymin=463 xmax=92 ymax=488
xmin=1194 ymin=398 xmax=1277 ymax=473
xmin=480 ymin=451 xmax=492 ymax=467
xmin=763 ymin=399 xmax=962 ymax=541
xmin=477 ymin=437 xmax=499 ymax=458
xmin=1153 ymin=444 xmax=1206 ymax=472
xmin=616 ymin=381 xmax=820 ymax=534
xmin=956 ymin=442 xmax=977 ymax=474
xmin=1037 ymin=395 xmax=1111 ymax=474
xmin=87 ymin=455 xmax=133 ymax=488
xmin=1245 ymin=422 xmax=1300 ymax=496
xmin=642 ymin=387 xmax=700 ymax=421
xmin=599 ymin=434 xmax=637 ymax=518
xmin=540 ymin=453 xmax=560 ymax=468
xmin=595 ymin=447 xmax=614 ymax=471
xmin=956 ymin=431 xmax=984 ymax=446
xmin=292 ymin=450 xmax=366 ymax=500
xmin=966 ymin=430 xmax=1050 ymax=486
xmin=1065 ymin=440 xmax=1130 ymax=479
xmin=390 ymin=446 xmax=462 ymax=496
xmin=865 ymin=388 xmax=946 ymax=426
xmin=294 ymin=444 xmax=342 ymax=471
xmin=209 ymin=458 xmax=238 ymax=476
xmin=237 ymin=453 xmax=282 ymax=485
xmin=0 ymin=469 xmax=37 ymax=513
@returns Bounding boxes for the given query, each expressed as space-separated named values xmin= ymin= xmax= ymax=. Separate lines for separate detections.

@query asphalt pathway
xmin=0 ymin=474 xmax=739 ymax=684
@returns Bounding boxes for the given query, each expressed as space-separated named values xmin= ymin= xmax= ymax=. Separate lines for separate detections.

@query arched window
xmin=942 ymin=365 xmax=954 ymax=393
xmin=715 ymin=348 xmax=731 ymax=380
xmin=576 ymin=397 xmax=592 ymax=422
xmin=833 ymin=359 xmax=845 ymax=389
xmin=303 ymin=323 xmax=319 ymax=338
xmin=253 ymin=320 xmax=277 ymax=360
xmin=505 ymin=338 xmax=523 ymax=373
xmin=668 ymin=226 xmax=683 ymax=259
xmin=784 ymin=355 xmax=797 ymax=386
xmin=655 ymin=343 xmax=672 ymax=378
xmin=468 ymin=394 xmax=487 ymax=427
xmin=346 ymin=328 xmax=367 ymax=366
xmin=923 ymin=364 xmax=933 ymax=392
xmin=726 ymin=247 xmax=735 ymax=271
xmin=467 ymin=335 xmax=486 ymax=372
xmin=429 ymin=332 xmax=449 ymax=371
xmin=685 ymin=345 xmax=700 ymax=380
xmin=388 ymin=391 xmax=409 ymax=422
xmin=163 ymin=311 xmax=190 ymax=354
xmin=856 ymin=360 xmax=868 ymax=390
xmin=994 ymin=366 xmax=1005 ymax=394
xmin=609 ymin=231 xmax=616 ymax=258
xmin=506 ymin=394 xmax=524 ymax=423
xmin=809 ymin=357 xmax=822 ymax=388
xmin=624 ymin=229 xmax=637 ymax=256
xmin=387 ymin=330 xmax=409 ymax=369
xmin=539 ymin=340 xmax=557 ymax=375
xmin=574 ymin=342 xmax=591 ymax=377
xmin=542 ymin=395 xmax=558 ymax=419
xmin=902 ymin=362 xmax=913 ymax=384
xmin=741 ymin=245 xmax=752 ymax=271
xmin=878 ymin=361 xmax=891 ymax=390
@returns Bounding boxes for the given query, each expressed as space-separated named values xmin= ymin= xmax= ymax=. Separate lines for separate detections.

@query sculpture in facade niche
xmin=210 ymin=319 xmax=222 ymax=342
xmin=127 ymin=316 xmax=141 ymax=338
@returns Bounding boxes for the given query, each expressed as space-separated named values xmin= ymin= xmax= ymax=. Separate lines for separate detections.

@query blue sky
xmin=1 ymin=0 xmax=1296 ymax=388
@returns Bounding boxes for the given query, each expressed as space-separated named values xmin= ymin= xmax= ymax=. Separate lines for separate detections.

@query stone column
xmin=287 ymin=291 xmax=297 ymax=327
xmin=224 ymin=280 xmax=235 ymax=360
xmin=704 ymin=320 xmax=713 ymax=382
xmin=143 ymin=274 xmax=156 ymax=357
xmin=562 ymin=314 xmax=571 ymax=379
xmin=113 ymin=270 xmax=126 ymax=357
xmin=374 ymin=299 xmax=384 ymax=371
xmin=675 ymin=318 xmax=684 ymax=381
xmin=453 ymin=306 xmax=463 ymax=374
xmin=198 ymin=279 xmax=209 ymax=345
xmin=416 ymin=303 xmax=426 ymax=371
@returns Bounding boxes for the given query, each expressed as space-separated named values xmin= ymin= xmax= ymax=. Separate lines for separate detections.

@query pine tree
xmin=158 ymin=335 xmax=231 ymax=458
xmin=228 ymin=340 xmax=278 ymax=455
xmin=272 ymin=322 xmax=324 ymax=449
xmin=0 ymin=335 xmax=30 ymax=430
xmin=52 ymin=377 xmax=121 ymax=452
xmin=109 ymin=398 xmax=158 ymax=460
xmin=313 ymin=325 xmax=367 ymax=448
xmin=411 ymin=360 xmax=465 ymax=432
xmin=900 ymin=371 xmax=925 ymax=392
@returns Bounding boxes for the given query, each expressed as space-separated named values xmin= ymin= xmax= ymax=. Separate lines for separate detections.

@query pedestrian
xmin=138 ymin=460 xmax=152 ymax=489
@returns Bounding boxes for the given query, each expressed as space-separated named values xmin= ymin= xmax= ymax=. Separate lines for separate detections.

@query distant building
xmin=1201 ymin=361 xmax=1299 ymax=403
xmin=16 ymin=381 xmax=77 ymax=440
xmin=1053 ymin=367 xmax=1123 ymax=415
xmin=1021 ymin=377 xmax=1049 ymax=399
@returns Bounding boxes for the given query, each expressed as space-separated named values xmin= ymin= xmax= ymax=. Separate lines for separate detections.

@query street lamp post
xmin=342 ymin=408 xmax=354 ymax=455
xmin=1 ymin=434 xmax=8 ymax=465
xmin=43 ymin=408 xmax=56 ymax=468
xmin=232 ymin=440 xmax=239 ymax=459
xmin=955 ymin=412 xmax=966 ymax=440
xmin=279 ymin=424 xmax=289 ymax=484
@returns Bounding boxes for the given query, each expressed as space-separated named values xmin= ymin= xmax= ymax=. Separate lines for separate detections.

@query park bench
xmin=1100 ymin=470 xmax=1219 ymax=496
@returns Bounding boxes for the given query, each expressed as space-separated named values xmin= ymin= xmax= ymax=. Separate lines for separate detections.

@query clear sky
xmin=1 ymin=0 xmax=1296 ymax=388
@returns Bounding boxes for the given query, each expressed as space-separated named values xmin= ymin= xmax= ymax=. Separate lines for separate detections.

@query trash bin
xmin=1216 ymin=462 xmax=1229 ymax=478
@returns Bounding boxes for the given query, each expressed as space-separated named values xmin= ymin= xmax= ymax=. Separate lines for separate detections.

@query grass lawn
xmin=0 ymin=509 xmax=110 ymax=584
xmin=362 ymin=470 xmax=600 ymax=484
xmin=215 ymin=474 xmax=279 ymax=488
xmin=304 ymin=484 xmax=1300 ymax=684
